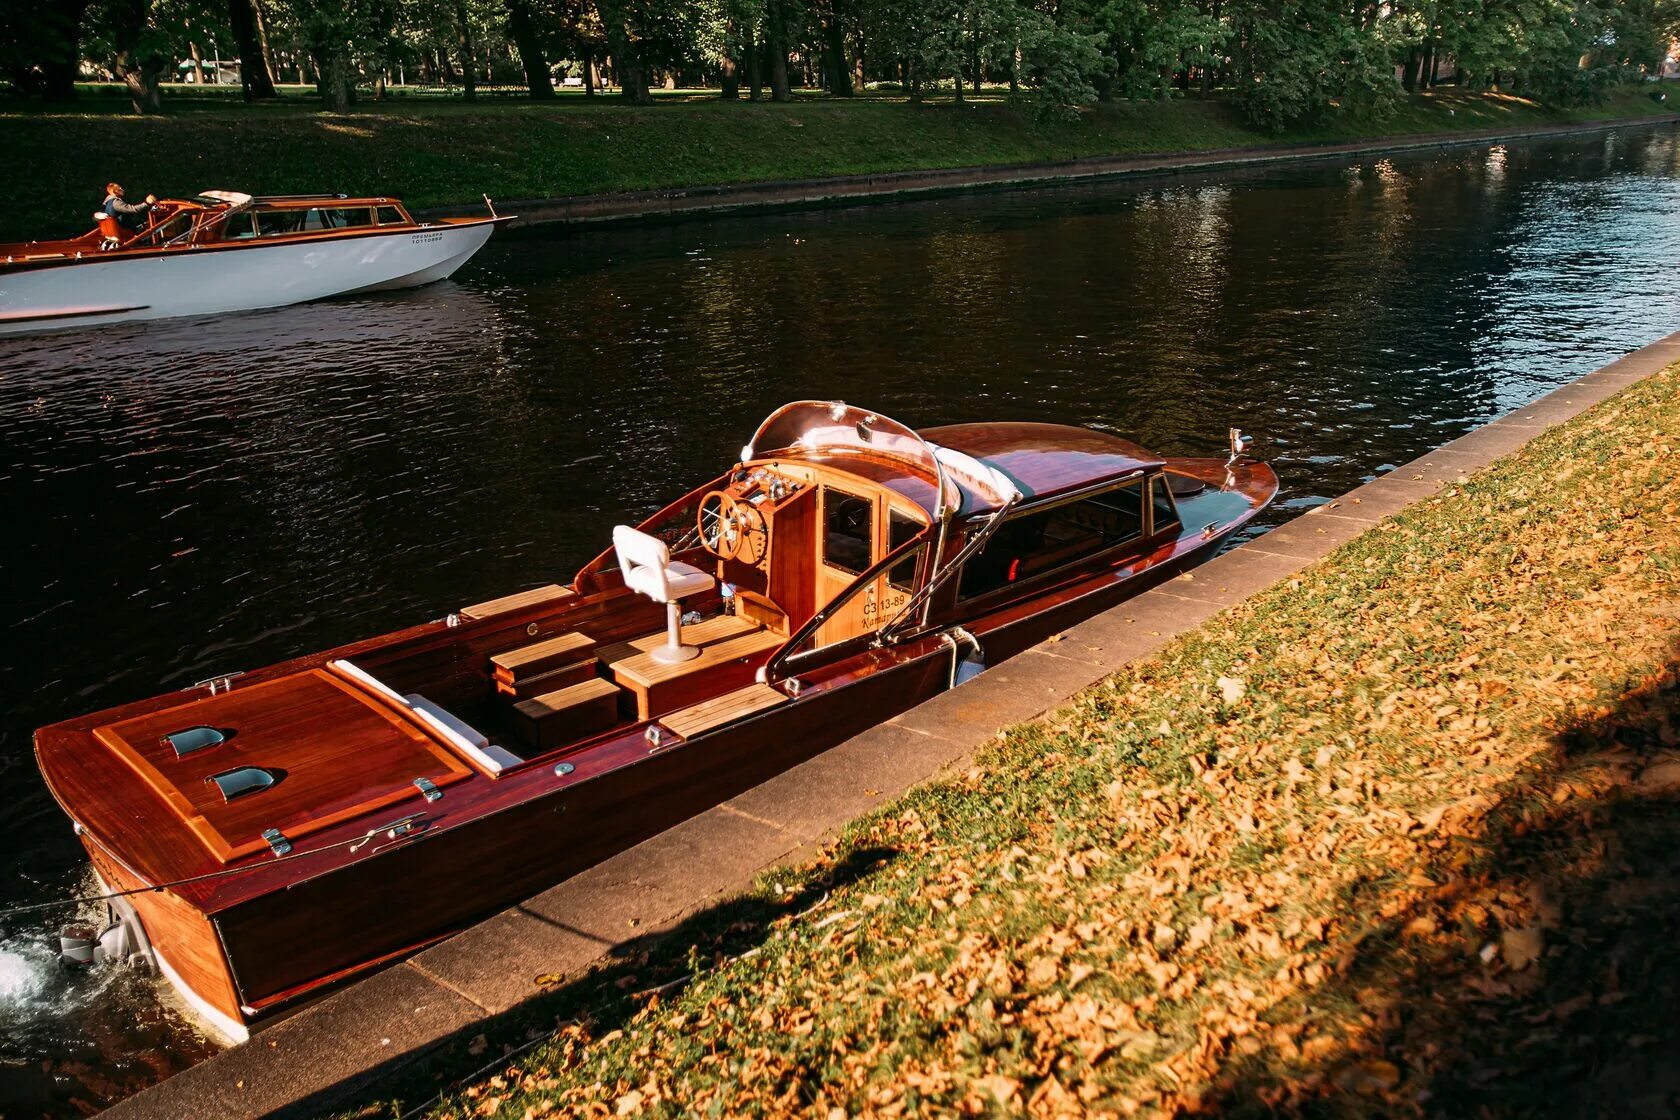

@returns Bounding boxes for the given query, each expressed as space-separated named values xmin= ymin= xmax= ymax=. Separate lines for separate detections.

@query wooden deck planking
xmin=660 ymin=682 xmax=789 ymax=739
xmin=460 ymin=584 xmax=575 ymax=621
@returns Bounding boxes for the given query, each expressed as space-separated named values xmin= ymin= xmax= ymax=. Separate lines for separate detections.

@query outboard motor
xmin=57 ymin=898 xmax=154 ymax=972
xmin=58 ymin=924 xmax=99 ymax=966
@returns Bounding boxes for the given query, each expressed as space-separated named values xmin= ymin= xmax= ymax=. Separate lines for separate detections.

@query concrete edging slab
xmin=100 ymin=328 xmax=1680 ymax=1120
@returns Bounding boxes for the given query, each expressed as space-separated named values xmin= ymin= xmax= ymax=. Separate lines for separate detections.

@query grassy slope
xmin=364 ymin=361 xmax=1680 ymax=1118
xmin=5 ymin=86 xmax=1673 ymax=242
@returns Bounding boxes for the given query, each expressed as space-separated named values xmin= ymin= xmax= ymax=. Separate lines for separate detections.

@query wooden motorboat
xmin=0 ymin=191 xmax=507 ymax=336
xmin=34 ymin=402 xmax=1277 ymax=1043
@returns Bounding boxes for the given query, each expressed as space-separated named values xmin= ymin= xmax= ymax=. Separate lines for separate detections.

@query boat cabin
xmin=1 ymin=192 xmax=423 ymax=265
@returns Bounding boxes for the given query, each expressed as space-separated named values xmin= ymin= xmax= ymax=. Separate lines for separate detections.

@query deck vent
xmin=161 ymin=726 xmax=225 ymax=757
xmin=206 ymin=766 xmax=277 ymax=802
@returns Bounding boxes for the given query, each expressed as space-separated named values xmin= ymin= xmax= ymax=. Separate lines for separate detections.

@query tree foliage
xmin=0 ymin=0 xmax=1672 ymax=124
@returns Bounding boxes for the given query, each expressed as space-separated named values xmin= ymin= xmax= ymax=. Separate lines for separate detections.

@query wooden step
xmin=491 ymin=630 xmax=596 ymax=685
xmin=495 ymin=659 xmax=599 ymax=700
xmin=459 ymin=583 xmax=575 ymax=622
xmin=510 ymin=678 xmax=621 ymax=751
xmin=661 ymin=682 xmax=789 ymax=740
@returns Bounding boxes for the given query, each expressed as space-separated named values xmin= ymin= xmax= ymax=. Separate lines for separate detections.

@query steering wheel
xmin=697 ymin=491 xmax=768 ymax=564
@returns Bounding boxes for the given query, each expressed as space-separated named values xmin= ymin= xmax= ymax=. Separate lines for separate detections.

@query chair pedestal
xmin=650 ymin=600 xmax=701 ymax=664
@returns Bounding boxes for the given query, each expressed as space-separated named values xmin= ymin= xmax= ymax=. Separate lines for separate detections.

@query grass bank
xmin=357 ymin=360 xmax=1680 ymax=1117
xmin=6 ymin=86 xmax=1674 ymax=242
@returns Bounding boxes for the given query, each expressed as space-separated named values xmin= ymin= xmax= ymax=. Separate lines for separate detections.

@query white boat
xmin=0 ymin=191 xmax=509 ymax=337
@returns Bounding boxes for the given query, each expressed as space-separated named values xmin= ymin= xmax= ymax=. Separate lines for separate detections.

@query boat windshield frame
xmin=742 ymin=401 xmax=964 ymax=518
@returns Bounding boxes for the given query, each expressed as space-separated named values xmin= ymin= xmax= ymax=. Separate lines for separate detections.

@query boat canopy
xmin=741 ymin=400 xmax=1018 ymax=519
xmin=197 ymin=190 xmax=255 ymax=210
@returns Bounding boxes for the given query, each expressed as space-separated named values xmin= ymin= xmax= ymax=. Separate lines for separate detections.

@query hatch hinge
xmin=413 ymin=777 xmax=443 ymax=802
xmin=260 ymin=828 xmax=292 ymax=857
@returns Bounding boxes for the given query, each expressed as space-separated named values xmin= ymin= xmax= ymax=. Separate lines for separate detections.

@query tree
xmin=596 ymin=0 xmax=653 ymax=101
xmin=504 ymin=0 xmax=553 ymax=95
xmin=99 ymin=0 xmax=170 ymax=112
xmin=227 ymin=0 xmax=279 ymax=98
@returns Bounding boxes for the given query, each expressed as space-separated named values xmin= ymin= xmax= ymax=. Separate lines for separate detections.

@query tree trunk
xmin=109 ymin=0 xmax=164 ymax=113
xmin=767 ymin=9 xmax=791 ymax=102
xmin=36 ymin=0 xmax=86 ymax=100
xmin=597 ymin=0 xmax=652 ymax=103
xmin=1402 ymin=45 xmax=1420 ymax=92
xmin=227 ymin=0 xmax=278 ymax=99
xmin=1009 ymin=45 xmax=1019 ymax=97
xmin=455 ymin=1 xmax=477 ymax=99
xmin=312 ymin=45 xmax=354 ymax=111
xmin=506 ymin=0 xmax=555 ymax=97
xmin=822 ymin=6 xmax=852 ymax=96
xmin=188 ymin=41 xmax=207 ymax=84
xmin=721 ymin=50 xmax=739 ymax=98
xmin=583 ymin=49 xmax=596 ymax=95
xmin=747 ymin=33 xmax=763 ymax=99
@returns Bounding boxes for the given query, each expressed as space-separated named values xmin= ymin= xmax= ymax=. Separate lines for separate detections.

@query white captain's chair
xmin=613 ymin=525 xmax=716 ymax=663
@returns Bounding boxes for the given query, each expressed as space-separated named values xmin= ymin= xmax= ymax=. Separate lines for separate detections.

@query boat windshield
xmin=743 ymin=401 xmax=962 ymax=514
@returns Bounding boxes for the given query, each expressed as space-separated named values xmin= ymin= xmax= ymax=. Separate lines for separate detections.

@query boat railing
xmin=874 ymin=490 xmax=1023 ymax=648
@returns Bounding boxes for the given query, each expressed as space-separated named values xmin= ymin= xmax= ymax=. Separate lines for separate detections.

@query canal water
xmin=2 ymin=125 xmax=1677 ymax=1114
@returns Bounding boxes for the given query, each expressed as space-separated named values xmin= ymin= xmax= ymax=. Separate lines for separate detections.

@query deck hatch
xmin=162 ymin=725 xmax=226 ymax=756
xmin=207 ymin=766 xmax=277 ymax=802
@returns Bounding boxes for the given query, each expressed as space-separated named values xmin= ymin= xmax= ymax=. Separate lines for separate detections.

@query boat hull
xmin=104 ymin=520 xmax=1238 ymax=1038
xmin=0 ymin=219 xmax=498 ymax=337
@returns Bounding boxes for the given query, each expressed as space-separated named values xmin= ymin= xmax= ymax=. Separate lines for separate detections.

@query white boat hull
xmin=0 ymin=219 xmax=499 ymax=337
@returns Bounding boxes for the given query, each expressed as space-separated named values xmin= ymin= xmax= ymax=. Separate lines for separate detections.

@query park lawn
xmin=358 ymin=359 xmax=1680 ymax=1118
xmin=4 ymin=85 xmax=1673 ymax=242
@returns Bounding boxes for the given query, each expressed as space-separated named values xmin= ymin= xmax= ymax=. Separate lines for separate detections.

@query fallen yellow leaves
xmin=421 ymin=365 xmax=1680 ymax=1120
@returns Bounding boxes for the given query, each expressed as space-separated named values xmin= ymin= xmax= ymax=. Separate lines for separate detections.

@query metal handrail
xmin=764 ymin=535 xmax=930 ymax=680
xmin=876 ymin=491 xmax=1022 ymax=647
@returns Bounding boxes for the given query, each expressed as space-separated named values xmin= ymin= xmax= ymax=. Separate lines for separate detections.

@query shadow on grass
xmin=274 ymin=842 xmax=902 ymax=1120
xmin=1202 ymin=641 xmax=1680 ymax=1117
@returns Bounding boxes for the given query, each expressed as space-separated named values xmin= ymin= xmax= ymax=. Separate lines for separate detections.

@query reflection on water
xmin=1 ymin=126 xmax=1677 ymax=1114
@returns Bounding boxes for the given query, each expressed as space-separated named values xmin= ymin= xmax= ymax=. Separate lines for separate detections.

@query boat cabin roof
xmin=922 ymin=423 xmax=1165 ymax=513
xmin=741 ymin=402 xmax=1161 ymax=520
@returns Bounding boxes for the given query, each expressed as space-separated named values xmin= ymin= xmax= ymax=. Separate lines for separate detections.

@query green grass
xmin=337 ymin=361 xmax=1680 ymax=1118
xmin=4 ymin=84 xmax=1673 ymax=242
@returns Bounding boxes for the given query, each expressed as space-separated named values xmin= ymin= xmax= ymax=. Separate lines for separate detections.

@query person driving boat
xmin=101 ymin=182 xmax=156 ymax=229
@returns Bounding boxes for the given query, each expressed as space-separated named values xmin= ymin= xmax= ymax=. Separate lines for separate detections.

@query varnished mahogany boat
xmin=35 ymin=402 xmax=1277 ymax=1042
xmin=0 ymin=191 xmax=506 ymax=336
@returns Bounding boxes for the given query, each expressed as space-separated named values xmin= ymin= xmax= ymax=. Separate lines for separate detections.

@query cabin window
xmin=299 ymin=207 xmax=376 ymax=231
xmin=376 ymin=205 xmax=407 ymax=225
xmin=958 ymin=482 xmax=1145 ymax=600
xmin=1151 ymin=476 xmax=1180 ymax=534
xmin=887 ymin=509 xmax=922 ymax=591
xmin=223 ymin=212 xmax=259 ymax=239
xmin=153 ymin=213 xmax=195 ymax=243
xmin=822 ymin=488 xmax=873 ymax=575
xmin=256 ymin=210 xmax=306 ymax=237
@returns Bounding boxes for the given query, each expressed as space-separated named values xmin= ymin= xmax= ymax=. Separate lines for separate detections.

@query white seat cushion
xmin=625 ymin=559 xmax=714 ymax=602
xmin=406 ymin=692 xmax=524 ymax=774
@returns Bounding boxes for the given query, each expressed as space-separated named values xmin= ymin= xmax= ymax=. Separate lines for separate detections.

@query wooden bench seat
xmin=661 ymin=683 xmax=789 ymax=740
xmin=491 ymin=631 xmax=596 ymax=689
xmin=459 ymin=584 xmax=575 ymax=622
xmin=510 ymin=678 xmax=621 ymax=751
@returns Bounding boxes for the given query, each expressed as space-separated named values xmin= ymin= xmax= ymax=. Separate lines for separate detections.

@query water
xmin=1 ymin=126 xmax=1677 ymax=1114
